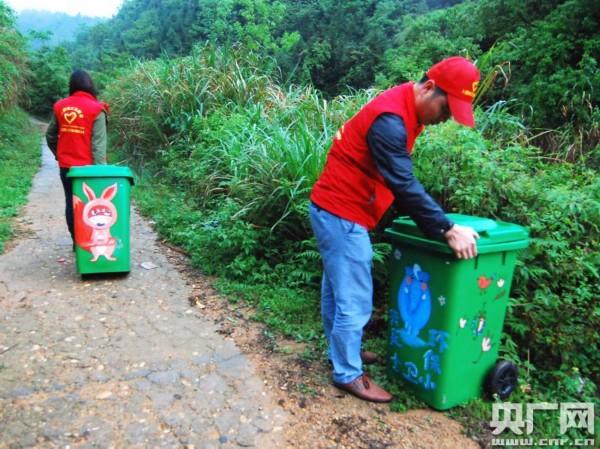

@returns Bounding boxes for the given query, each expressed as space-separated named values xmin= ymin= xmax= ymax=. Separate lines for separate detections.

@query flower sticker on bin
xmin=478 ymin=274 xmax=494 ymax=292
xmin=73 ymin=182 xmax=119 ymax=262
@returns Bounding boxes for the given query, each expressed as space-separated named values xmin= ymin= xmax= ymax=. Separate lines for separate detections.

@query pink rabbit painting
xmin=73 ymin=182 xmax=118 ymax=261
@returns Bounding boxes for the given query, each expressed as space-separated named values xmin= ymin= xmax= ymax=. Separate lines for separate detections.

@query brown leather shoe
xmin=360 ymin=350 xmax=378 ymax=365
xmin=333 ymin=374 xmax=392 ymax=403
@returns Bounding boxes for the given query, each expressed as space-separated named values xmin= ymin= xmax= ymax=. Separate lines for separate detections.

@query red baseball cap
xmin=426 ymin=56 xmax=480 ymax=127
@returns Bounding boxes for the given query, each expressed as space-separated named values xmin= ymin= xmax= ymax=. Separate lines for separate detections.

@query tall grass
xmin=107 ymin=45 xmax=375 ymax=242
xmin=107 ymin=45 xmax=276 ymax=156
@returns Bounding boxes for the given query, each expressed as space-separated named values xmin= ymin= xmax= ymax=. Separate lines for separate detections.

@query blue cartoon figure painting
xmin=398 ymin=264 xmax=432 ymax=347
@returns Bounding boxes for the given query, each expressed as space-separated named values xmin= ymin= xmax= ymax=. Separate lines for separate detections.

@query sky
xmin=4 ymin=0 xmax=123 ymax=18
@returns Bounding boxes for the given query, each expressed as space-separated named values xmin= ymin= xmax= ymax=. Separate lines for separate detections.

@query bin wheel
xmin=486 ymin=360 xmax=518 ymax=399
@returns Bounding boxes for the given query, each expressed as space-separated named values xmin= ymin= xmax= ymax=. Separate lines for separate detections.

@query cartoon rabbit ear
xmin=83 ymin=182 xmax=96 ymax=201
xmin=101 ymin=183 xmax=118 ymax=201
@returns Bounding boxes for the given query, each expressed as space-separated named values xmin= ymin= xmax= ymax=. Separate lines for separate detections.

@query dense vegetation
xmin=0 ymin=3 xmax=41 ymax=252
xmin=1 ymin=0 xmax=598 ymax=442
xmin=0 ymin=2 xmax=27 ymax=110
xmin=60 ymin=0 xmax=600 ymax=154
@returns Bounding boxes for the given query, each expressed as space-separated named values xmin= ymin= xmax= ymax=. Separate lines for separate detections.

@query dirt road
xmin=0 ymin=142 xmax=288 ymax=448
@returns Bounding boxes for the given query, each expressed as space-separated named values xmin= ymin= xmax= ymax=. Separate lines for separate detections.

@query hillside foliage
xmin=15 ymin=9 xmax=105 ymax=50
xmin=53 ymin=0 xmax=600 ymax=156
xmin=0 ymin=2 xmax=28 ymax=110
xmin=15 ymin=0 xmax=596 ymax=164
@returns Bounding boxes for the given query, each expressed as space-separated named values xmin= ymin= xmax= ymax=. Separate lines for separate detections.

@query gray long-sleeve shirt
xmin=367 ymin=113 xmax=454 ymax=239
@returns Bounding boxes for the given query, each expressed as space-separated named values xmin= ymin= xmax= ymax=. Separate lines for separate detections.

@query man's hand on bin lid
xmin=445 ymin=224 xmax=480 ymax=259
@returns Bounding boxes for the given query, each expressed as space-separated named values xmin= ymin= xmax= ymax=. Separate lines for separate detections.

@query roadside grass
xmin=0 ymin=108 xmax=41 ymax=253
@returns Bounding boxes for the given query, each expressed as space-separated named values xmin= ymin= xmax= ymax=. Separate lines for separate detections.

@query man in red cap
xmin=309 ymin=56 xmax=481 ymax=403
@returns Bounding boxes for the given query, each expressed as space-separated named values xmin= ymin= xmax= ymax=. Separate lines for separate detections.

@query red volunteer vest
xmin=310 ymin=83 xmax=424 ymax=230
xmin=53 ymin=91 xmax=107 ymax=168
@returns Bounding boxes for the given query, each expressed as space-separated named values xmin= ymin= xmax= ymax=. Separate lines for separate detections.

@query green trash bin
xmin=384 ymin=213 xmax=529 ymax=410
xmin=67 ymin=165 xmax=135 ymax=275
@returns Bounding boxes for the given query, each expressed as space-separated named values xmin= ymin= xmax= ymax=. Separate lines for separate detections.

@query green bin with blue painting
xmin=384 ymin=214 xmax=529 ymax=410
xmin=67 ymin=165 xmax=135 ymax=275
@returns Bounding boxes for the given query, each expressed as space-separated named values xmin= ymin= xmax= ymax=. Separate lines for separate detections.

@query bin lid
xmin=67 ymin=165 xmax=135 ymax=184
xmin=386 ymin=213 xmax=529 ymax=254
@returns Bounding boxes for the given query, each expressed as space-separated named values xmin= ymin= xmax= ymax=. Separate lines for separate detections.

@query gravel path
xmin=0 ymin=141 xmax=288 ymax=448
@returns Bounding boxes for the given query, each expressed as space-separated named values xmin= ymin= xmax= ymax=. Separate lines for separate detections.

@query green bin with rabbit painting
xmin=67 ymin=165 xmax=135 ymax=275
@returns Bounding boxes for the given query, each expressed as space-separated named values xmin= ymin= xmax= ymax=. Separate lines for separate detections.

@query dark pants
xmin=59 ymin=167 xmax=74 ymax=241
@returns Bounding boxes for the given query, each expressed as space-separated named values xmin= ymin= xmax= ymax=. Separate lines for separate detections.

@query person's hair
xmin=69 ymin=70 xmax=97 ymax=97
xmin=418 ymin=75 xmax=447 ymax=98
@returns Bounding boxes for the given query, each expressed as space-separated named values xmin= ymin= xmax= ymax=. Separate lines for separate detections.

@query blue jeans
xmin=309 ymin=201 xmax=373 ymax=384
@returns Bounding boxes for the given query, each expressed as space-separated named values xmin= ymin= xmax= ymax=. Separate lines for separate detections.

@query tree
xmin=483 ymin=0 xmax=600 ymax=130
xmin=278 ymin=0 xmax=419 ymax=95
xmin=381 ymin=2 xmax=482 ymax=85
xmin=26 ymin=45 xmax=71 ymax=117
xmin=201 ymin=0 xmax=288 ymax=52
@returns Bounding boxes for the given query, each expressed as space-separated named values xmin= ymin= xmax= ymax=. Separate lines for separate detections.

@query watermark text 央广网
xmin=490 ymin=402 xmax=595 ymax=447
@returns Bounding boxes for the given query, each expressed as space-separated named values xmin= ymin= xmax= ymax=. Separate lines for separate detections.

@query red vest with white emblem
xmin=310 ymin=82 xmax=424 ymax=230
xmin=53 ymin=91 xmax=107 ymax=168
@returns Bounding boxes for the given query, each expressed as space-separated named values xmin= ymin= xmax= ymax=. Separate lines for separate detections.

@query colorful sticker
xmin=397 ymin=264 xmax=431 ymax=347
xmin=73 ymin=182 xmax=119 ymax=262
xmin=478 ymin=274 xmax=494 ymax=292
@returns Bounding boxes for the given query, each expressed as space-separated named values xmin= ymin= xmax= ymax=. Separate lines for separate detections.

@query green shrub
xmin=412 ymin=114 xmax=600 ymax=390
